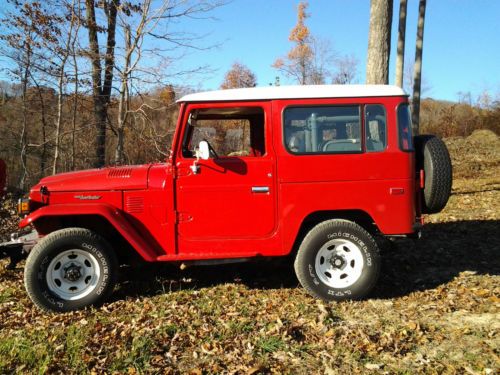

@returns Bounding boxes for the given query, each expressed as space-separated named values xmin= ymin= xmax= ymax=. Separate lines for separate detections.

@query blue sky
xmin=1 ymin=1 xmax=498 ymax=102
xmin=178 ymin=0 xmax=500 ymax=101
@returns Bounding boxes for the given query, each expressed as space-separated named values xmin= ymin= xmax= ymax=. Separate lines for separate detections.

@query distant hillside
xmin=420 ymin=98 xmax=499 ymax=138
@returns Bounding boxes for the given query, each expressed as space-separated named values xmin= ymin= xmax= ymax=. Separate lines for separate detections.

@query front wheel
xmin=24 ymin=228 xmax=118 ymax=312
xmin=294 ymin=219 xmax=380 ymax=301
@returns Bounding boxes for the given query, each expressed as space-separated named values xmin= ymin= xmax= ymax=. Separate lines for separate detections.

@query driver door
xmin=174 ymin=102 xmax=277 ymax=256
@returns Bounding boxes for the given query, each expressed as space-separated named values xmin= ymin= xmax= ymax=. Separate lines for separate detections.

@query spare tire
xmin=414 ymin=135 xmax=452 ymax=214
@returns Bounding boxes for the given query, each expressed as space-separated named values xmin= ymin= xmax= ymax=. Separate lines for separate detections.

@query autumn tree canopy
xmin=273 ymin=1 xmax=313 ymax=85
xmin=273 ymin=1 xmax=357 ymax=85
xmin=220 ymin=62 xmax=257 ymax=89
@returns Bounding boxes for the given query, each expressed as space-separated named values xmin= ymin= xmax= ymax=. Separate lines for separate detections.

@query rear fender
xmin=20 ymin=203 xmax=157 ymax=261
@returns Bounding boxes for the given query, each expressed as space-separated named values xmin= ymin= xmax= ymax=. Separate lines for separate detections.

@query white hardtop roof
xmin=178 ymin=84 xmax=407 ymax=103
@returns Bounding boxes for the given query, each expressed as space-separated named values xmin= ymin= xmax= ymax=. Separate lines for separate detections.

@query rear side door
xmin=174 ymin=101 xmax=277 ymax=256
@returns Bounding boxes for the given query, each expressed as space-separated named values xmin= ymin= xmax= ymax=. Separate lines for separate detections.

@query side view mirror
xmin=196 ymin=141 xmax=210 ymax=160
xmin=191 ymin=140 xmax=210 ymax=175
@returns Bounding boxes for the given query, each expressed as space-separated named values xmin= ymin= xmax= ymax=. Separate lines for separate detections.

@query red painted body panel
xmin=20 ymin=203 xmax=158 ymax=261
xmin=22 ymin=93 xmax=417 ymax=262
xmin=33 ymin=165 xmax=151 ymax=192
xmin=174 ymin=101 xmax=282 ymax=256
xmin=271 ymin=97 xmax=416 ymax=253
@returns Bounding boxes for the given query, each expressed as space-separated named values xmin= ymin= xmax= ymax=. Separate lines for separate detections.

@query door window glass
xmin=183 ymin=107 xmax=265 ymax=158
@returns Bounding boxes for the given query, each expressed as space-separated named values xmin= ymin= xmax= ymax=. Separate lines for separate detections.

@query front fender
xmin=20 ymin=203 xmax=157 ymax=261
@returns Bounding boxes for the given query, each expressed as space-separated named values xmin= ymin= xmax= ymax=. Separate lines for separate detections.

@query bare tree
xmin=332 ymin=54 xmax=359 ymax=84
xmin=411 ymin=0 xmax=427 ymax=134
xmin=113 ymin=0 xmax=226 ymax=165
xmin=84 ymin=0 xmax=119 ymax=168
xmin=0 ymin=1 xmax=59 ymax=188
xmin=366 ymin=0 xmax=393 ymax=84
xmin=395 ymin=0 xmax=407 ymax=88
xmin=53 ymin=0 xmax=80 ymax=174
xmin=404 ymin=54 xmax=431 ymax=96
xmin=69 ymin=2 xmax=82 ymax=171
xmin=309 ymin=36 xmax=337 ymax=85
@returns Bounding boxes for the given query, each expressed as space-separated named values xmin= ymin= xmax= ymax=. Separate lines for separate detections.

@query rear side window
xmin=284 ymin=106 xmax=361 ymax=154
xmin=397 ymin=104 xmax=414 ymax=151
xmin=365 ymin=105 xmax=387 ymax=152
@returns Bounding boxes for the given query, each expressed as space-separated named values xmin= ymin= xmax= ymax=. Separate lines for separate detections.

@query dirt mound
xmin=444 ymin=130 xmax=500 ymax=179
xmin=467 ymin=129 xmax=499 ymax=143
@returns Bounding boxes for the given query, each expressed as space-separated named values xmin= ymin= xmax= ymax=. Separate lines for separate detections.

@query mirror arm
xmin=190 ymin=160 xmax=200 ymax=174
xmin=190 ymin=150 xmax=201 ymax=174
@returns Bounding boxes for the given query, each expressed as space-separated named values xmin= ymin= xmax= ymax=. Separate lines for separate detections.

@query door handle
xmin=251 ymin=186 xmax=270 ymax=193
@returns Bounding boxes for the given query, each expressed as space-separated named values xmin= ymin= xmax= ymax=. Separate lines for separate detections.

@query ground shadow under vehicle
xmin=112 ymin=219 xmax=500 ymax=301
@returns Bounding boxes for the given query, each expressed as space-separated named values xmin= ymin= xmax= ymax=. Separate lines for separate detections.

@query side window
xmin=397 ymin=104 xmax=414 ymax=151
xmin=182 ymin=107 xmax=265 ymax=158
xmin=284 ymin=106 xmax=361 ymax=154
xmin=365 ymin=105 xmax=387 ymax=152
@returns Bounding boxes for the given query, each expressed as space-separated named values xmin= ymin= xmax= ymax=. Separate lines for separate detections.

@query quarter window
xmin=284 ymin=106 xmax=361 ymax=154
xmin=365 ymin=105 xmax=387 ymax=152
xmin=397 ymin=104 xmax=414 ymax=151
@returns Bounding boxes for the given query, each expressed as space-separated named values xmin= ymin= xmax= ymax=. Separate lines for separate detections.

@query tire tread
xmin=294 ymin=219 xmax=380 ymax=301
xmin=24 ymin=227 xmax=117 ymax=312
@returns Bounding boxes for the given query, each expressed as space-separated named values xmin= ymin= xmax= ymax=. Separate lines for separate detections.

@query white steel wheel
xmin=294 ymin=219 xmax=381 ymax=301
xmin=46 ymin=249 xmax=101 ymax=301
xmin=24 ymin=228 xmax=118 ymax=312
xmin=314 ymin=238 xmax=364 ymax=288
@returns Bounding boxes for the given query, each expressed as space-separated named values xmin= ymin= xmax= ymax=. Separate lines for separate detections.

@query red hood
xmin=33 ymin=165 xmax=152 ymax=192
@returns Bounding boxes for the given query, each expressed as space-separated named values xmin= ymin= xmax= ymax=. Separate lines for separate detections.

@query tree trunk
xmin=366 ymin=0 xmax=393 ymax=84
xmin=53 ymin=0 xmax=78 ymax=175
xmin=53 ymin=65 xmax=66 ymax=175
xmin=19 ymin=44 xmax=31 ymax=190
xmin=115 ymin=25 xmax=131 ymax=165
xmin=411 ymin=0 xmax=427 ymax=135
xmin=32 ymin=79 xmax=48 ymax=178
xmin=395 ymin=0 xmax=407 ymax=88
xmin=84 ymin=0 xmax=119 ymax=168
xmin=71 ymin=2 xmax=81 ymax=171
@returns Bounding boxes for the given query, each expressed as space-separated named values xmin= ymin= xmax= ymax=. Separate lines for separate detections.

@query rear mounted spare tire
xmin=414 ymin=134 xmax=452 ymax=214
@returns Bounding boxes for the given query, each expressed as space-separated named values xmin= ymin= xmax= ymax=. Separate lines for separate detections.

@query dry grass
xmin=0 ymin=132 xmax=498 ymax=374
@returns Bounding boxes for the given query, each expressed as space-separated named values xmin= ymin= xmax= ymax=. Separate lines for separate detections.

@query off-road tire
xmin=414 ymin=135 xmax=452 ymax=214
xmin=294 ymin=219 xmax=380 ymax=301
xmin=24 ymin=228 xmax=118 ymax=312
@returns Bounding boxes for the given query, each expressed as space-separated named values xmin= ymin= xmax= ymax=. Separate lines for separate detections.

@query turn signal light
xmin=17 ymin=198 xmax=30 ymax=215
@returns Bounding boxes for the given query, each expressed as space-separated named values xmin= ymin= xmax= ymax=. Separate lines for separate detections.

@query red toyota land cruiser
xmin=1 ymin=85 xmax=452 ymax=312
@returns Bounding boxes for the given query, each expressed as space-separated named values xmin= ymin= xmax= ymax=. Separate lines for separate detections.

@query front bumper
xmin=0 ymin=231 xmax=38 ymax=269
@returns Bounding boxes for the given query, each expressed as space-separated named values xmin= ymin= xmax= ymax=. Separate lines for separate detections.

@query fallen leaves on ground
xmin=0 ymin=133 xmax=498 ymax=373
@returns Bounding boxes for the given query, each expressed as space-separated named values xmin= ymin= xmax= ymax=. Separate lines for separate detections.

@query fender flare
xmin=19 ymin=203 xmax=157 ymax=261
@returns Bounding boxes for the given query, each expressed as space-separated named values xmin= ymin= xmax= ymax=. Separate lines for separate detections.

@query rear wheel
xmin=294 ymin=219 xmax=380 ymax=301
xmin=24 ymin=228 xmax=117 ymax=312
